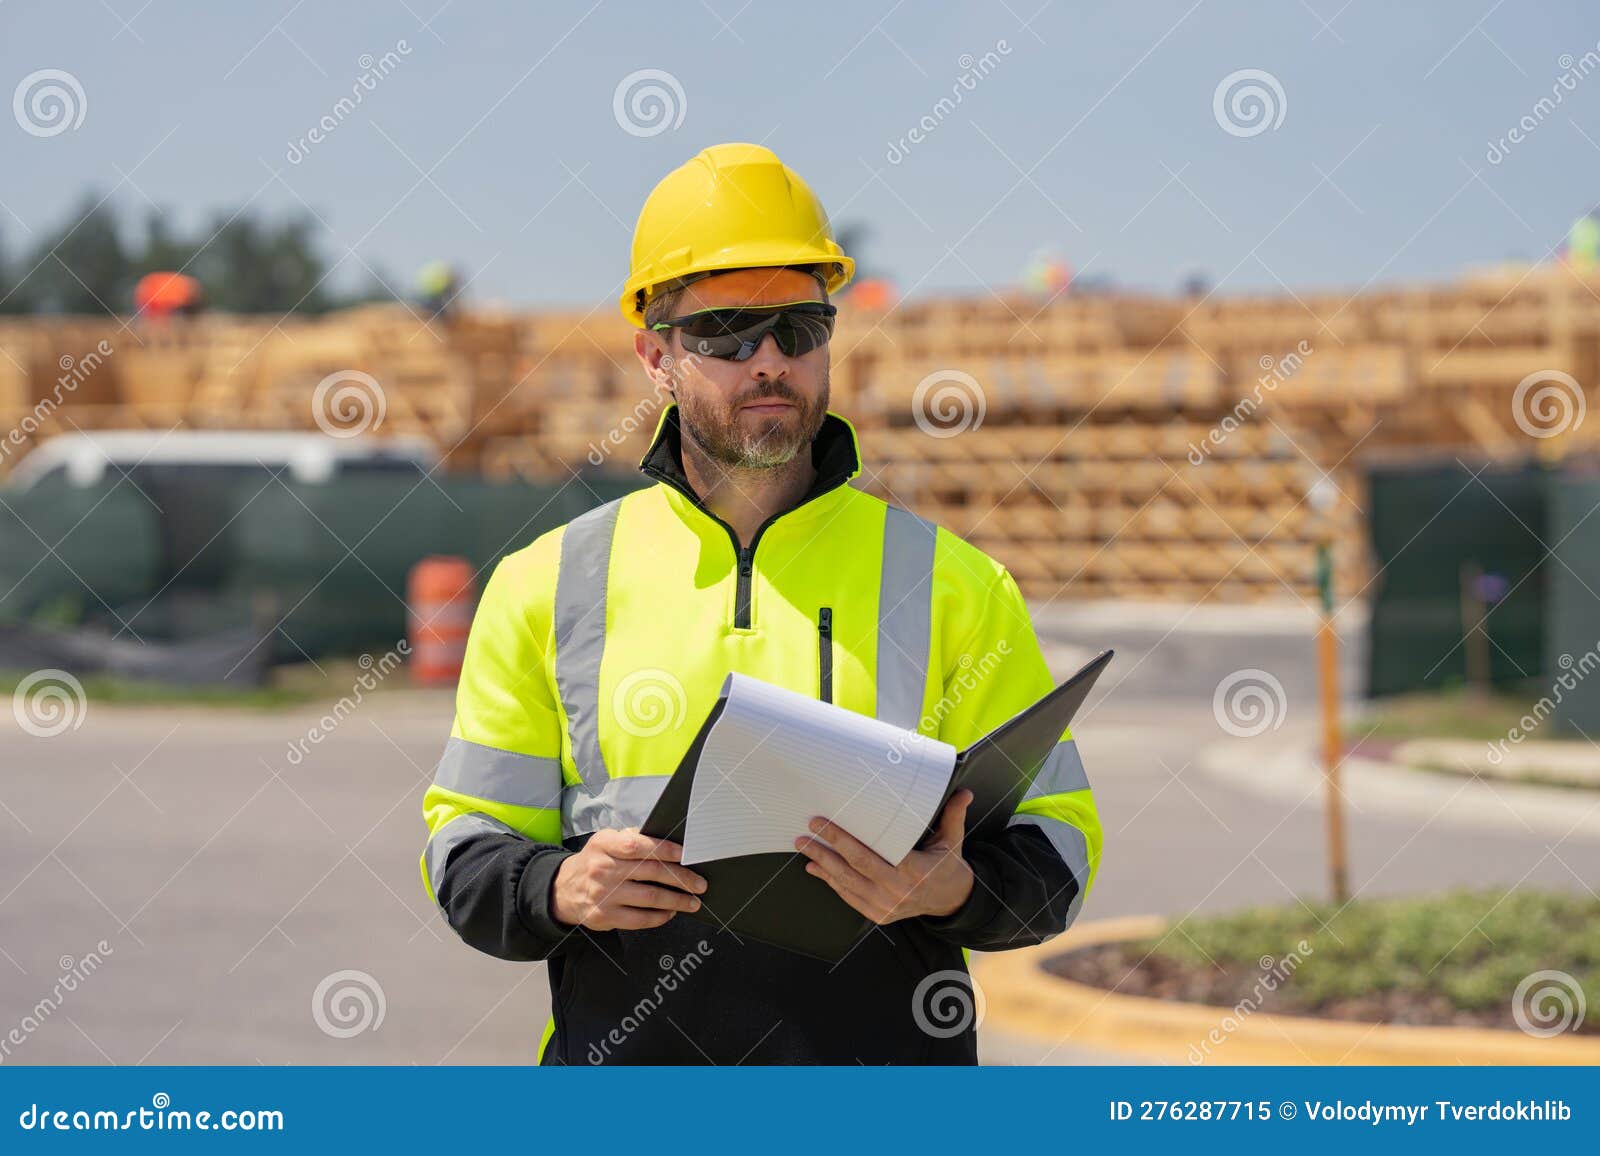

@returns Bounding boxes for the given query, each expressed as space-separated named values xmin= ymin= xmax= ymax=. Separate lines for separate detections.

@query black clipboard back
xmin=640 ymin=680 xmax=870 ymax=962
xmin=944 ymin=648 xmax=1113 ymax=842
xmin=639 ymin=650 xmax=1114 ymax=961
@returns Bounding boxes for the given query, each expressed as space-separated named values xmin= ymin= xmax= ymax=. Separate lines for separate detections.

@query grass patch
xmin=1049 ymin=889 xmax=1597 ymax=1032
xmin=1361 ymin=689 xmax=1556 ymax=744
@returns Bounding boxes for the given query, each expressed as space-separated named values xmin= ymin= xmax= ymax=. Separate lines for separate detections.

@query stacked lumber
xmin=3 ymin=261 xmax=1599 ymax=603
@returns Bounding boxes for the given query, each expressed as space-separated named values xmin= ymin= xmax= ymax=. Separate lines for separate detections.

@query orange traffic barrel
xmin=407 ymin=556 xmax=478 ymax=686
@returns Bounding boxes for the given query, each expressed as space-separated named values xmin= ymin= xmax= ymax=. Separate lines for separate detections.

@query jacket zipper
xmin=642 ymin=466 xmax=845 ymax=631
xmin=735 ymin=546 xmax=754 ymax=629
xmin=643 ymin=467 xmax=825 ymax=630
xmin=817 ymin=607 xmax=833 ymax=703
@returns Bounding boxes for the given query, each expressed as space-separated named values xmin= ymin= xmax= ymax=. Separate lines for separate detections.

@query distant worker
xmin=1565 ymin=213 xmax=1600 ymax=273
xmin=416 ymin=260 xmax=461 ymax=319
xmin=133 ymin=272 xmax=205 ymax=320
xmin=420 ymin=142 xmax=1103 ymax=1064
xmin=1022 ymin=247 xmax=1071 ymax=297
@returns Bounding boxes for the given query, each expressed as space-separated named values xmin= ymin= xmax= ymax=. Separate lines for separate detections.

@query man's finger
xmin=935 ymin=789 xmax=973 ymax=847
xmin=805 ymin=819 xmax=896 ymax=882
xmin=610 ymin=830 xmax=685 ymax=862
xmin=794 ymin=834 xmax=872 ymax=889
xmin=624 ymin=859 xmax=707 ymax=894
xmin=615 ymin=881 xmax=702 ymax=913
xmin=803 ymin=862 xmax=888 ymax=923
xmin=605 ymin=906 xmax=678 ymax=931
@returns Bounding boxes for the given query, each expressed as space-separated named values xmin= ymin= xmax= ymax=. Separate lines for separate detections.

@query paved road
xmin=2 ymin=601 xmax=1595 ymax=1066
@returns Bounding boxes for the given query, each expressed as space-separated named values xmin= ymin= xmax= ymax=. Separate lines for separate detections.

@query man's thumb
xmin=938 ymin=789 xmax=973 ymax=846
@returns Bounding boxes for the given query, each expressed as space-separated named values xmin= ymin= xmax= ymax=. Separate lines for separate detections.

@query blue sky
xmin=4 ymin=1 xmax=1599 ymax=309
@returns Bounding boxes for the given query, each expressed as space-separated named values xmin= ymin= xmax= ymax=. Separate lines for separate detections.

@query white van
xmin=4 ymin=430 xmax=439 ymax=491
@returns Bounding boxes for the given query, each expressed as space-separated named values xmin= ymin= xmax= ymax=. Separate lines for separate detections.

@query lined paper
xmin=682 ymin=672 xmax=957 ymax=866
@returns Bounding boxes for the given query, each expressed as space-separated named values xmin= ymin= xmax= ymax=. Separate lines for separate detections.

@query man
xmin=421 ymin=142 xmax=1102 ymax=1064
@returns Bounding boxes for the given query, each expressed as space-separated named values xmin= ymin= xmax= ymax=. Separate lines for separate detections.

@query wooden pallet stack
xmin=4 ymin=262 xmax=1600 ymax=603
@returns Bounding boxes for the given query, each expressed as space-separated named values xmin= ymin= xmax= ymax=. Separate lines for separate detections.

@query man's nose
xmin=746 ymin=332 xmax=789 ymax=378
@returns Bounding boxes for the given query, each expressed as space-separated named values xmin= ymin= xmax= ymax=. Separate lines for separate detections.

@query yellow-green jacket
xmin=421 ymin=404 xmax=1101 ymax=1063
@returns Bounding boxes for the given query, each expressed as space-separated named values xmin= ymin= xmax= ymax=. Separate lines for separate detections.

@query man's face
xmin=638 ymin=267 xmax=830 ymax=470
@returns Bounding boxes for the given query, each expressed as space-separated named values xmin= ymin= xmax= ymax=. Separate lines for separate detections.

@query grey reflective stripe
xmin=876 ymin=505 xmax=937 ymax=730
xmin=554 ymin=498 xmax=623 ymax=792
xmin=431 ymin=737 xmax=563 ymax=810
xmin=1008 ymin=812 xmax=1093 ymax=926
xmin=1022 ymin=740 xmax=1090 ymax=802
xmin=562 ymin=775 xmax=671 ymax=838
xmin=424 ymin=812 xmax=516 ymax=901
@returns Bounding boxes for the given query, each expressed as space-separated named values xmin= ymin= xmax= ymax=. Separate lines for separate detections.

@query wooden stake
xmin=1317 ymin=542 xmax=1350 ymax=904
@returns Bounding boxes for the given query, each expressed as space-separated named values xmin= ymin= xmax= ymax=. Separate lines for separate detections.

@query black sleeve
xmin=916 ymin=825 xmax=1081 ymax=951
xmin=434 ymin=831 xmax=577 ymax=962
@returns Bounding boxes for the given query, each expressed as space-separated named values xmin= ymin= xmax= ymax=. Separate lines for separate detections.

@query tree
xmin=0 ymin=196 xmax=390 ymax=316
xmin=12 ymin=194 xmax=131 ymax=314
xmin=186 ymin=212 xmax=332 ymax=314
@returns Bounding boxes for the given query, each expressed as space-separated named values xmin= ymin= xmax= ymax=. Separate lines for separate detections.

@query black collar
xmin=638 ymin=403 xmax=861 ymax=510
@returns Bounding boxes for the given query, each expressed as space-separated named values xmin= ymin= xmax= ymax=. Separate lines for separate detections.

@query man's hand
xmin=794 ymin=789 xmax=976 ymax=924
xmin=551 ymin=828 xmax=707 ymax=931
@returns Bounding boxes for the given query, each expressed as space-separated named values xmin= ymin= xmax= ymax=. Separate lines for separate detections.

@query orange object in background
xmin=407 ymin=556 xmax=479 ymax=686
xmin=134 ymin=272 xmax=205 ymax=318
xmin=846 ymin=278 xmax=895 ymax=311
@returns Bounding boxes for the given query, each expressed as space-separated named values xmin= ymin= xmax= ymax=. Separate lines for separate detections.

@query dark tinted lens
xmin=681 ymin=330 xmax=751 ymax=358
xmin=774 ymin=310 xmax=834 ymax=357
xmin=675 ymin=304 xmax=835 ymax=361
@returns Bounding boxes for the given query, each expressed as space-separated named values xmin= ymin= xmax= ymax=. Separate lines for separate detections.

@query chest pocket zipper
xmin=818 ymin=607 xmax=833 ymax=704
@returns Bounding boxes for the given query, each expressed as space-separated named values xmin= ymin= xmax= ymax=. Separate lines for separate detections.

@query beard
xmin=675 ymin=370 xmax=830 ymax=470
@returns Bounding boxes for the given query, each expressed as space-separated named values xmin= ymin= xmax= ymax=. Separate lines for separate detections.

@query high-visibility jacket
xmin=420 ymin=403 xmax=1102 ymax=1064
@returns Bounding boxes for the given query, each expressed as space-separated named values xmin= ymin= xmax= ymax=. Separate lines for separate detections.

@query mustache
xmin=733 ymin=384 xmax=804 ymax=408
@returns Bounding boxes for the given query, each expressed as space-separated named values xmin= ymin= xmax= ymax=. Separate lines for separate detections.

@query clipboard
xmin=640 ymin=648 xmax=1114 ymax=961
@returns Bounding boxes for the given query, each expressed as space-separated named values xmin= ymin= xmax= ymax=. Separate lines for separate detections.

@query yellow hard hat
xmin=620 ymin=142 xmax=855 ymax=328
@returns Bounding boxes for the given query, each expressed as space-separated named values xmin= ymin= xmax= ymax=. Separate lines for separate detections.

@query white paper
xmin=682 ymin=672 xmax=957 ymax=867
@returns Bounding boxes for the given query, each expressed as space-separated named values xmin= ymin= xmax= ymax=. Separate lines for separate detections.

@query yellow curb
xmin=976 ymin=915 xmax=1600 ymax=1065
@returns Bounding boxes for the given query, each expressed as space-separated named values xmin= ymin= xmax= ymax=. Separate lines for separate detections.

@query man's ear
xmin=634 ymin=328 xmax=676 ymax=397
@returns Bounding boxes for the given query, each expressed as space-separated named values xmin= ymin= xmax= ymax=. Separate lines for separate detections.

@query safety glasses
xmin=651 ymin=300 xmax=836 ymax=361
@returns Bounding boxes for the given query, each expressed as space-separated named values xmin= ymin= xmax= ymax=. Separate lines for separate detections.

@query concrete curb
xmin=1395 ymin=738 xmax=1600 ymax=790
xmin=1197 ymin=735 xmax=1600 ymax=841
xmin=976 ymin=916 xmax=1600 ymax=1065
